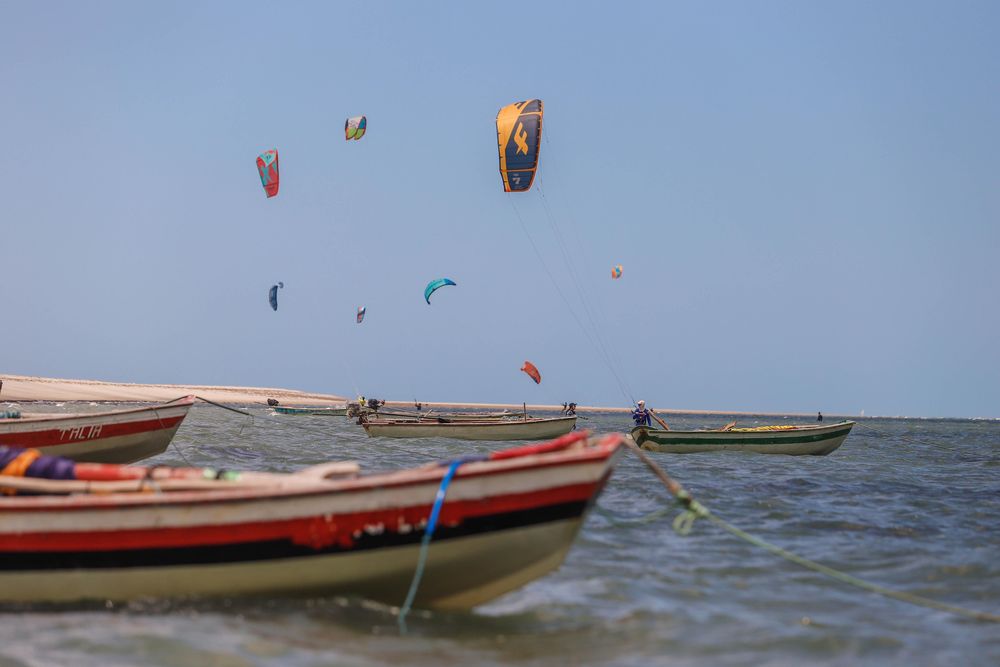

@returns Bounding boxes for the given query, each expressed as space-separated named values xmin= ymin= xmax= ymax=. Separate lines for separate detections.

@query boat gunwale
xmin=0 ymin=396 xmax=196 ymax=426
xmin=362 ymin=415 xmax=578 ymax=428
xmin=0 ymin=433 xmax=621 ymax=512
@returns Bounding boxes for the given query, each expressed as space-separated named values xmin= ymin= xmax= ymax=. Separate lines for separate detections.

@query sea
xmin=0 ymin=406 xmax=997 ymax=666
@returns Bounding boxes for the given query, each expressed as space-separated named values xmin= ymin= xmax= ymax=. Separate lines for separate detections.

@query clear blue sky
xmin=2 ymin=1 xmax=997 ymax=417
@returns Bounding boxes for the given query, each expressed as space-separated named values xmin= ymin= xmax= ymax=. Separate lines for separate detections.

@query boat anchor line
xmin=851 ymin=422 xmax=969 ymax=452
xmin=396 ymin=457 xmax=482 ymax=634
xmin=149 ymin=399 xmax=194 ymax=467
xmin=620 ymin=439 xmax=1000 ymax=624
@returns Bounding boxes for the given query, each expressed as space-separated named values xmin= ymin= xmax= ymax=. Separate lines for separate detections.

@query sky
xmin=1 ymin=1 xmax=998 ymax=417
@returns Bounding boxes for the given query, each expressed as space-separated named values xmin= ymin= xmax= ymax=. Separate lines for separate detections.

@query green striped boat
xmin=630 ymin=421 xmax=855 ymax=456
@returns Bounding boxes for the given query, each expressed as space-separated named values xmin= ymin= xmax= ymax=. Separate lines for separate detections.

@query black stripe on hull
xmin=0 ymin=501 xmax=588 ymax=571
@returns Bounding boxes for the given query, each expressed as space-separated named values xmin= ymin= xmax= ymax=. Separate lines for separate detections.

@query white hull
xmin=0 ymin=397 xmax=194 ymax=463
xmin=363 ymin=416 xmax=577 ymax=441
xmin=0 ymin=518 xmax=582 ymax=609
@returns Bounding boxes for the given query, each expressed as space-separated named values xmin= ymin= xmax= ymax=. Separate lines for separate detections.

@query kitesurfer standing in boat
xmin=632 ymin=400 xmax=652 ymax=427
xmin=633 ymin=400 xmax=671 ymax=430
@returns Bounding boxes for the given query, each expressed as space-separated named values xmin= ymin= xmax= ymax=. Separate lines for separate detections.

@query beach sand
xmin=0 ymin=374 xmax=824 ymax=418
xmin=0 ymin=375 xmax=615 ymax=412
xmin=0 ymin=375 xmax=348 ymax=406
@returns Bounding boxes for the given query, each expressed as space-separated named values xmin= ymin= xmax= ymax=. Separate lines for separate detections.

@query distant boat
xmin=631 ymin=421 xmax=855 ymax=456
xmin=362 ymin=415 xmax=577 ymax=441
xmin=347 ymin=402 xmax=520 ymax=421
xmin=0 ymin=396 xmax=195 ymax=463
xmin=273 ymin=405 xmax=348 ymax=416
xmin=0 ymin=431 xmax=623 ymax=608
xmin=361 ymin=408 xmax=518 ymax=421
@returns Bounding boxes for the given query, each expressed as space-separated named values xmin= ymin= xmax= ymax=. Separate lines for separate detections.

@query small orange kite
xmin=520 ymin=361 xmax=541 ymax=384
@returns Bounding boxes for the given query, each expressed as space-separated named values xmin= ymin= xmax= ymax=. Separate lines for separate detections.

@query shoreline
xmin=0 ymin=374 xmax=348 ymax=406
xmin=378 ymin=400 xmax=827 ymax=418
xmin=0 ymin=374 xmax=881 ymax=419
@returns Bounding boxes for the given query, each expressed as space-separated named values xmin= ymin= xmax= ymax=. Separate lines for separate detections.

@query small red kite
xmin=520 ymin=361 xmax=541 ymax=384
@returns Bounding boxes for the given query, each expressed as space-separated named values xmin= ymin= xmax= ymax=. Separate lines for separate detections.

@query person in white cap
xmin=632 ymin=400 xmax=652 ymax=426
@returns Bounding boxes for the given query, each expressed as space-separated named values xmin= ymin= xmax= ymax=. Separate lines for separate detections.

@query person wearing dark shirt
xmin=632 ymin=400 xmax=652 ymax=427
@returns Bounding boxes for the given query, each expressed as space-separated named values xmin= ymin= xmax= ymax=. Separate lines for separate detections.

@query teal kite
xmin=424 ymin=278 xmax=456 ymax=304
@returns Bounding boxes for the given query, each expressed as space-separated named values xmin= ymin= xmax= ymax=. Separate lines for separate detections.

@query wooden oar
xmin=649 ymin=408 xmax=671 ymax=431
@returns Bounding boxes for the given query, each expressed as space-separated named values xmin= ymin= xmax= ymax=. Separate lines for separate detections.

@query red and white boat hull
xmin=0 ymin=433 xmax=623 ymax=608
xmin=0 ymin=396 xmax=194 ymax=463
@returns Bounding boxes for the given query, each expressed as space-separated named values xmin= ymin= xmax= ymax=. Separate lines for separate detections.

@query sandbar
xmin=0 ymin=374 xmax=826 ymax=418
xmin=0 ymin=374 xmax=347 ymax=406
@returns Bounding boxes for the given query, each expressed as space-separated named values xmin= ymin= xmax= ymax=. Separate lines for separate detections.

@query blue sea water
xmin=0 ymin=407 xmax=997 ymax=666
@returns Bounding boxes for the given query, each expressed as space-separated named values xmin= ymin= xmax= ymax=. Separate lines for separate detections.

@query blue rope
xmin=397 ymin=458 xmax=468 ymax=634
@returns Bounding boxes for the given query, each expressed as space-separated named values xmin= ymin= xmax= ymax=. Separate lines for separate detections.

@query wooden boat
xmin=369 ymin=409 xmax=517 ymax=421
xmin=0 ymin=396 xmax=195 ymax=463
xmin=273 ymin=405 xmax=348 ymax=416
xmin=0 ymin=431 xmax=623 ymax=608
xmin=362 ymin=415 xmax=577 ymax=441
xmin=347 ymin=402 xmax=516 ymax=421
xmin=631 ymin=420 xmax=855 ymax=455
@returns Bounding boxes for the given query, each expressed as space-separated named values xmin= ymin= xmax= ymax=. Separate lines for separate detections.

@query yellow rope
xmin=729 ymin=425 xmax=800 ymax=432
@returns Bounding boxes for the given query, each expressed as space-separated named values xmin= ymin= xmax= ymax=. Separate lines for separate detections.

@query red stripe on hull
xmin=0 ymin=481 xmax=601 ymax=552
xmin=0 ymin=415 xmax=185 ymax=449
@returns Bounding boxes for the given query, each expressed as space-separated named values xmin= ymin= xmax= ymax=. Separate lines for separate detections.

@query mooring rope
xmin=851 ymin=421 xmax=979 ymax=452
xmin=146 ymin=401 xmax=195 ymax=466
xmin=594 ymin=503 xmax=673 ymax=527
xmin=193 ymin=395 xmax=253 ymax=419
xmin=622 ymin=438 xmax=1000 ymax=624
xmin=397 ymin=458 xmax=466 ymax=634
